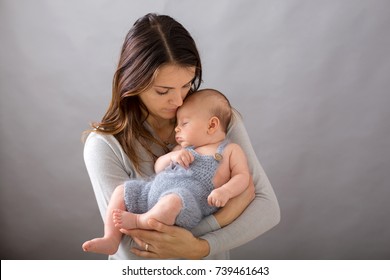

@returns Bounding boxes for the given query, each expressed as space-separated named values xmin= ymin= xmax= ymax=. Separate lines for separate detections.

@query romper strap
xmin=214 ymin=139 xmax=230 ymax=162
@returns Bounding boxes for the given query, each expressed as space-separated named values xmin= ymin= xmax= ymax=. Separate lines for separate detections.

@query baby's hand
xmin=171 ymin=150 xmax=194 ymax=168
xmin=208 ymin=188 xmax=230 ymax=207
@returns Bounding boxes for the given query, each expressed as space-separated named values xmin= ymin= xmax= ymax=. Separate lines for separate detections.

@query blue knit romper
xmin=124 ymin=140 xmax=229 ymax=229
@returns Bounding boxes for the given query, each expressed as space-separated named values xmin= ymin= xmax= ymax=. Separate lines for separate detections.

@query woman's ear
xmin=207 ymin=116 xmax=220 ymax=134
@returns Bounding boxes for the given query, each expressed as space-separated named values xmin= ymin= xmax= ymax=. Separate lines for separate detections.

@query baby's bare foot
xmin=113 ymin=209 xmax=138 ymax=229
xmin=82 ymin=238 xmax=118 ymax=255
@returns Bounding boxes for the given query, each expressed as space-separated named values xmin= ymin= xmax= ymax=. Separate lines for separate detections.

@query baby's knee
xmin=113 ymin=184 xmax=125 ymax=196
xmin=162 ymin=194 xmax=183 ymax=211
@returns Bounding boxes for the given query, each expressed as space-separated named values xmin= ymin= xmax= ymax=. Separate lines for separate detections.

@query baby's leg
xmin=82 ymin=185 xmax=125 ymax=255
xmin=113 ymin=193 xmax=182 ymax=230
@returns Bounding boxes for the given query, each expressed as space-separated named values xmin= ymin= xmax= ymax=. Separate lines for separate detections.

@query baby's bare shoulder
xmin=223 ymin=142 xmax=244 ymax=154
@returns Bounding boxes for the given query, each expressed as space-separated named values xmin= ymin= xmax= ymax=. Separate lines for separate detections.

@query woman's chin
xmin=163 ymin=112 xmax=177 ymax=120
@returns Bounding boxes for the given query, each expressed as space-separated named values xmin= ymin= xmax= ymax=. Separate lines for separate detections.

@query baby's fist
xmin=207 ymin=189 xmax=229 ymax=207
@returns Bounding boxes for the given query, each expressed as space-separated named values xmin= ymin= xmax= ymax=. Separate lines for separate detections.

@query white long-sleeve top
xmin=83 ymin=112 xmax=280 ymax=259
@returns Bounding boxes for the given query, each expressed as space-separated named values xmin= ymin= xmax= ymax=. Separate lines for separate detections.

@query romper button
xmin=214 ymin=153 xmax=223 ymax=161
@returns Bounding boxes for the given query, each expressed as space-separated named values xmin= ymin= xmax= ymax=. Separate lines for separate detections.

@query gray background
xmin=1 ymin=0 xmax=389 ymax=260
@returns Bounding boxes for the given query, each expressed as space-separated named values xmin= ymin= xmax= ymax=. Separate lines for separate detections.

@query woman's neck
xmin=146 ymin=116 xmax=176 ymax=145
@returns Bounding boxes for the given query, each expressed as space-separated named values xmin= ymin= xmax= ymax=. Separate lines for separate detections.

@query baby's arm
xmin=208 ymin=143 xmax=250 ymax=207
xmin=154 ymin=146 xmax=194 ymax=173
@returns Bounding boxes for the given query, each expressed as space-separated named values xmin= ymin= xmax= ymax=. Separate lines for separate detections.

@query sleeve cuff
xmin=191 ymin=215 xmax=221 ymax=237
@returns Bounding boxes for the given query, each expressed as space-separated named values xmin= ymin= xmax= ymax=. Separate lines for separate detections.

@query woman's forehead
xmin=153 ymin=64 xmax=195 ymax=87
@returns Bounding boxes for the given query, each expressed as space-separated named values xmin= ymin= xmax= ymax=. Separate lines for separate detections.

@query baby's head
xmin=175 ymin=89 xmax=232 ymax=147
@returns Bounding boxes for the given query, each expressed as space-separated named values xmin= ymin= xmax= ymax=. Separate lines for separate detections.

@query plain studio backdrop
xmin=1 ymin=0 xmax=389 ymax=260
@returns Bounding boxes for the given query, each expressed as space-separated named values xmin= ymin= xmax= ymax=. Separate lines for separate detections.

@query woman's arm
xmin=84 ymin=133 xmax=134 ymax=216
xmin=84 ymin=132 xmax=152 ymax=260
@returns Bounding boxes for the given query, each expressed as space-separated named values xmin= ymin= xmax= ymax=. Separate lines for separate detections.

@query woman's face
xmin=139 ymin=64 xmax=196 ymax=122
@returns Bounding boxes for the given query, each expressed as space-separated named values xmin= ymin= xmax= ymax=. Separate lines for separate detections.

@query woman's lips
xmin=165 ymin=107 xmax=178 ymax=113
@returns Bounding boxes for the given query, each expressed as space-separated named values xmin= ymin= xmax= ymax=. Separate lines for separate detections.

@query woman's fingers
xmin=121 ymin=219 xmax=172 ymax=242
xmin=147 ymin=218 xmax=173 ymax=234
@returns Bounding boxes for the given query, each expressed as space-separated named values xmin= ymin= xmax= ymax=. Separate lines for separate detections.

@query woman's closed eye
xmin=156 ymin=89 xmax=169 ymax=95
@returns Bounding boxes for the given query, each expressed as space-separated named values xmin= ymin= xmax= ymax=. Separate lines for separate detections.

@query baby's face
xmin=175 ymin=100 xmax=210 ymax=147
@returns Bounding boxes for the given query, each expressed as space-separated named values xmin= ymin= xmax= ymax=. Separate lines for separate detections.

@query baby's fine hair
xmin=189 ymin=89 xmax=233 ymax=133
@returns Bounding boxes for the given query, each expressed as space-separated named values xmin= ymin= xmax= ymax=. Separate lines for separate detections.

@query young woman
xmin=83 ymin=13 xmax=280 ymax=259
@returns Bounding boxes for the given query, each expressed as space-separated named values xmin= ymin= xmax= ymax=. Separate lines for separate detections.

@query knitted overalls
xmin=124 ymin=140 xmax=229 ymax=229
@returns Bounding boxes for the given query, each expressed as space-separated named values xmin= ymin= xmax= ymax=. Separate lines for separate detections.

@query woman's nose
xmin=175 ymin=125 xmax=180 ymax=132
xmin=170 ymin=91 xmax=184 ymax=107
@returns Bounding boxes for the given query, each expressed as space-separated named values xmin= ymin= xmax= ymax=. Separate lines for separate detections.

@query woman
xmin=83 ymin=13 xmax=280 ymax=259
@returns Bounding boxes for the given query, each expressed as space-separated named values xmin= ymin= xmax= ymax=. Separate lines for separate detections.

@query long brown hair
xmin=90 ymin=13 xmax=202 ymax=174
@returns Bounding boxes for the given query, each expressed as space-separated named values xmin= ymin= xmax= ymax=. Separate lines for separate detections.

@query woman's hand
xmin=214 ymin=176 xmax=255 ymax=227
xmin=120 ymin=219 xmax=210 ymax=259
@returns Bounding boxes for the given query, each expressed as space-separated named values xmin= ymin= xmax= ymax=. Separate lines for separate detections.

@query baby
xmin=82 ymin=88 xmax=250 ymax=255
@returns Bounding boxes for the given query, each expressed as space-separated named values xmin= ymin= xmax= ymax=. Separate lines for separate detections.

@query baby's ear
xmin=208 ymin=116 xmax=220 ymax=133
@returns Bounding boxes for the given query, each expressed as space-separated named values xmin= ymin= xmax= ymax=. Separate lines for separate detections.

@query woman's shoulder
xmin=84 ymin=131 xmax=123 ymax=157
xmin=85 ymin=131 xmax=119 ymax=146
